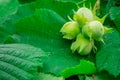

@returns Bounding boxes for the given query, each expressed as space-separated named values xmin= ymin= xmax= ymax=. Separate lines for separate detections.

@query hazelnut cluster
xmin=60 ymin=7 xmax=111 ymax=55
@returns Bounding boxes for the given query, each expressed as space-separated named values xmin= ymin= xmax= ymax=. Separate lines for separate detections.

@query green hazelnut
xmin=82 ymin=21 xmax=104 ymax=41
xmin=71 ymin=34 xmax=93 ymax=55
xmin=60 ymin=21 xmax=80 ymax=40
xmin=74 ymin=7 xmax=93 ymax=26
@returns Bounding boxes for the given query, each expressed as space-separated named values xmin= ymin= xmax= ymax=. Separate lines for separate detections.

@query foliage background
xmin=0 ymin=0 xmax=120 ymax=80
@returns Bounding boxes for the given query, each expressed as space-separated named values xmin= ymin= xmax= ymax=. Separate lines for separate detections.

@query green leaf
xmin=3 ymin=0 xmax=77 ymax=33
xmin=96 ymin=29 xmax=120 ymax=77
xmin=6 ymin=9 xmax=80 ymax=75
xmin=106 ymin=0 xmax=120 ymax=12
xmin=84 ymin=72 xmax=120 ymax=80
xmin=110 ymin=7 xmax=120 ymax=20
xmin=55 ymin=0 xmax=81 ymax=3
xmin=33 ymin=73 xmax=64 ymax=80
xmin=36 ymin=0 xmax=77 ymax=20
xmin=2 ymin=2 xmax=38 ymax=34
xmin=0 ymin=44 xmax=45 ymax=80
xmin=18 ymin=0 xmax=35 ymax=4
xmin=106 ymin=0 xmax=115 ymax=12
xmin=61 ymin=60 xmax=96 ymax=78
xmin=109 ymin=7 xmax=120 ymax=32
xmin=0 ymin=26 xmax=11 ymax=43
xmin=0 ymin=0 xmax=19 ymax=24
xmin=114 ymin=18 xmax=120 ymax=33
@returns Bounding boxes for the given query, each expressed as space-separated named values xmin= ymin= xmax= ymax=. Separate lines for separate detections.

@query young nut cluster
xmin=60 ymin=7 xmax=111 ymax=55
